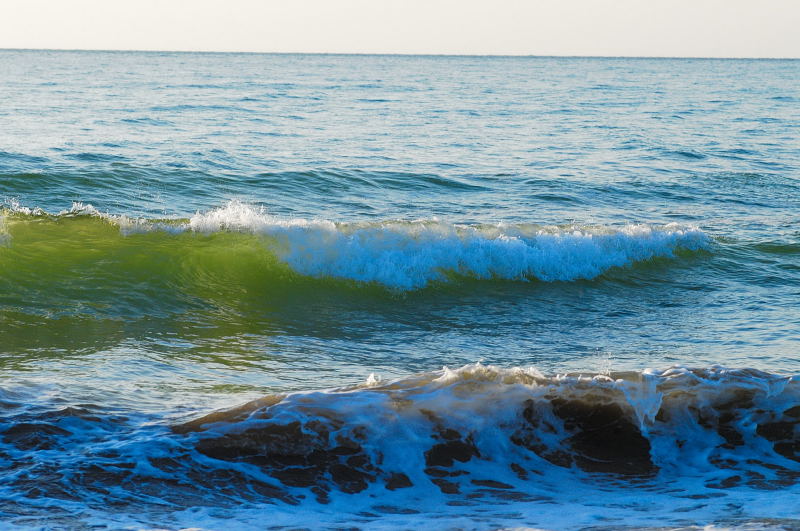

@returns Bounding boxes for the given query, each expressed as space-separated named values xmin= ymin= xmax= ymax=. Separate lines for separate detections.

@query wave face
xmin=1 ymin=201 xmax=709 ymax=293
xmin=2 ymin=364 xmax=799 ymax=530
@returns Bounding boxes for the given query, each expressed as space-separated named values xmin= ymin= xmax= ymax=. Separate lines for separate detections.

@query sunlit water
xmin=1 ymin=51 xmax=799 ymax=530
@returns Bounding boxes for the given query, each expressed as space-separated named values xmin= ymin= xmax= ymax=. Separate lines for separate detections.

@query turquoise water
xmin=0 ymin=50 xmax=799 ymax=530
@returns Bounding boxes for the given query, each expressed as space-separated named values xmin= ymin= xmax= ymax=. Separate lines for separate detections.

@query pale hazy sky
xmin=1 ymin=0 xmax=799 ymax=58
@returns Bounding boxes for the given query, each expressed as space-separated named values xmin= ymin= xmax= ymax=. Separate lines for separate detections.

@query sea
xmin=0 ymin=50 xmax=799 ymax=530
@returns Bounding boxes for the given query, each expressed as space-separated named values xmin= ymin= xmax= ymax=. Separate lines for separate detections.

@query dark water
xmin=0 ymin=50 xmax=799 ymax=530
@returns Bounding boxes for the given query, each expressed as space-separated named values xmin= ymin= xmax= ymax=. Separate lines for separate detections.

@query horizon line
xmin=1 ymin=47 xmax=798 ymax=60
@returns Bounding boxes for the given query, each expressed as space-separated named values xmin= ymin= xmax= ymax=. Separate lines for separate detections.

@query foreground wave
xmin=180 ymin=364 xmax=800 ymax=492
xmin=1 ymin=201 xmax=709 ymax=291
xmin=1 ymin=364 xmax=798 ymax=529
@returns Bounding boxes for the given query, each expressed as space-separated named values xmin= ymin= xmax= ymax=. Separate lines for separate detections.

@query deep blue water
xmin=0 ymin=51 xmax=799 ymax=530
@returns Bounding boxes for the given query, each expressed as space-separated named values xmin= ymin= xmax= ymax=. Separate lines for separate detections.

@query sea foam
xmin=187 ymin=201 xmax=710 ymax=289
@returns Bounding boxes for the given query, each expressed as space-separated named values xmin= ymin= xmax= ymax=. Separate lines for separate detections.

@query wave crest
xmin=184 ymin=202 xmax=708 ymax=289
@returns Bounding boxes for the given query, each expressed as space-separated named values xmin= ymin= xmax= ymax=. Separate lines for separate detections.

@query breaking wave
xmin=0 ymin=201 xmax=710 ymax=291
xmin=2 ymin=364 xmax=798 ymax=529
xmin=179 ymin=364 xmax=800 ymax=493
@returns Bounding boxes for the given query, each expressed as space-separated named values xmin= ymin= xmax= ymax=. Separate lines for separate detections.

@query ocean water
xmin=0 ymin=50 xmax=799 ymax=530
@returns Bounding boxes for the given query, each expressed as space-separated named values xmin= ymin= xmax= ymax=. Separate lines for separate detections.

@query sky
xmin=1 ymin=0 xmax=799 ymax=58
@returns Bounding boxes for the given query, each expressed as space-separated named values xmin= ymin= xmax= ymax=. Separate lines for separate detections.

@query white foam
xmin=4 ymin=198 xmax=46 ymax=216
xmin=186 ymin=201 xmax=711 ymax=289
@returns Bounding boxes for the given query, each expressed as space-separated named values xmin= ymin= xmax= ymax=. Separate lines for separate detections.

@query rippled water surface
xmin=0 ymin=51 xmax=799 ymax=530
